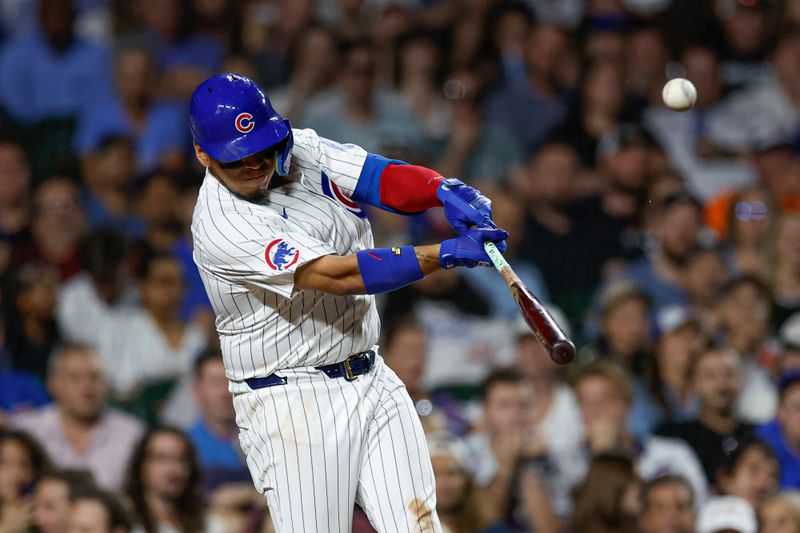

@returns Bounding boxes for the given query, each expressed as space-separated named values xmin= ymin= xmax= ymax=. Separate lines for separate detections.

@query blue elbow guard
xmin=356 ymin=246 xmax=424 ymax=295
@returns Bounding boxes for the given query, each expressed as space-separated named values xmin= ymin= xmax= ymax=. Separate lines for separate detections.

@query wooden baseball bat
xmin=484 ymin=242 xmax=576 ymax=364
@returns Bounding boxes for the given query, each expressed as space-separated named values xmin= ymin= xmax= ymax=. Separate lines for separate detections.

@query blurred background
xmin=1 ymin=0 xmax=800 ymax=532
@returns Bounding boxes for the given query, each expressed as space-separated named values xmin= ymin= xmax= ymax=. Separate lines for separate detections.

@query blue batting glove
xmin=437 ymin=178 xmax=496 ymax=234
xmin=440 ymin=227 xmax=509 ymax=269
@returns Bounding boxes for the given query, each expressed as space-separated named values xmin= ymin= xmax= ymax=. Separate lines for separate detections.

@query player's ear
xmin=193 ymin=141 xmax=211 ymax=167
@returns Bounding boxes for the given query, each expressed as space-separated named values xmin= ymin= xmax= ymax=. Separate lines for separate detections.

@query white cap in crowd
xmin=695 ymin=496 xmax=756 ymax=533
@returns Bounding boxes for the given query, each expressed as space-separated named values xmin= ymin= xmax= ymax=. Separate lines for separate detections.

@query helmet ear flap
xmin=275 ymin=120 xmax=293 ymax=176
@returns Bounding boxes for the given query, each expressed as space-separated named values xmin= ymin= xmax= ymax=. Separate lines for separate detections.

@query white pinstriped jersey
xmin=191 ymin=128 xmax=381 ymax=383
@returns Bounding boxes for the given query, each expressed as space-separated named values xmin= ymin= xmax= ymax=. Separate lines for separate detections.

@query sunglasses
xmin=217 ymin=142 xmax=284 ymax=170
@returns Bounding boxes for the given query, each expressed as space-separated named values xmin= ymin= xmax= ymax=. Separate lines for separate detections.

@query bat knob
xmin=551 ymin=340 xmax=576 ymax=365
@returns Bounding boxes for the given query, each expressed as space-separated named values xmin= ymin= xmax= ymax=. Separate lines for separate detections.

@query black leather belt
xmin=244 ymin=351 xmax=376 ymax=390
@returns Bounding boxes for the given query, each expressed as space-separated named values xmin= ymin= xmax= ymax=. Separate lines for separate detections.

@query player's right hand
xmin=439 ymin=227 xmax=508 ymax=269
xmin=437 ymin=178 xmax=497 ymax=234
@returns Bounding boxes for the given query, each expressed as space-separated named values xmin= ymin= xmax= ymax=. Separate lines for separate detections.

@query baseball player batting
xmin=189 ymin=74 xmax=506 ymax=533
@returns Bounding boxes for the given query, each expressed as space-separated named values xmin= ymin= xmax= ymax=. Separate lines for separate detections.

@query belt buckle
xmin=343 ymin=358 xmax=357 ymax=381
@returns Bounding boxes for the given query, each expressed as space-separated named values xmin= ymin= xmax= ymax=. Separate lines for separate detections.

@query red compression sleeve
xmin=378 ymin=163 xmax=444 ymax=213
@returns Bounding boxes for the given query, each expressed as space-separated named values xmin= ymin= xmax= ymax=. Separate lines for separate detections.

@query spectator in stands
xmin=725 ymin=186 xmax=777 ymax=279
xmin=514 ymin=312 xmax=583 ymax=454
xmin=77 ymin=136 xmax=144 ymax=238
xmin=759 ymin=491 xmax=800 ymax=533
xmin=758 ymin=372 xmax=800 ymax=488
xmin=657 ymin=346 xmax=756 ymax=483
xmin=434 ymin=68 xmax=523 ymax=181
xmin=781 ymin=316 xmax=800 ymax=374
xmin=617 ymin=189 xmax=703 ymax=313
xmin=382 ymin=267 xmax=510 ymax=389
xmin=723 ymin=32 xmax=800 ymax=166
xmin=125 ymin=427 xmax=206 ymax=533
xmin=242 ymin=0 xmax=315 ymax=89
xmin=570 ymin=453 xmax=640 ymax=533
xmin=632 ymin=305 xmax=705 ymax=439
xmin=695 ymin=496 xmax=757 ymax=533
xmin=382 ymin=318 xmax=429 ymax=405
xmin=638 ymin=474 xmax=696 ymax=533
xmin=186 ymin=349 xmax=248 ymax=492
xmin=572 ymin=360 xmax=708 ymax=503
xmin=261 ymin=26 xmax=339 ymax=124
xmin=555 ymin=60 xmax=634 ymax=167
xmin=76 ymin=43 xmax=187 ymax=175
xmin=0 ymin=0 xmax=112 ymax=125
xmin=682 ymin=246 xmax=730 ymax=324
xmin=464 ymin=368 xmax=560 ymax=531
xmin=394 ymin=32 xmax=449 ymax=146
xmin=0 ymin=430 xmax=49 ymax=533
xmin=517 ymin=141 xmax=630 ymax=323
xmin=427 ymin=434 xmax=493 ymax=533
xmin=483 ymin=2 xmax=535 ymax=90
xmin=625 ymin=25 xmax=669 ymax=105
xmin=715 ymin=0 xmax=773 ymax=87
xmin=3 ymin=262 xmax=61 ymax=379
xmin=13 ymin=344 xmax=144 ymax=490
xmin=0 ymin=140 xmax=31 ymax=242
xmin=56 ymin=228 xmax=137 ymax=348
xmin=135 ymin=172 xmax=183 ymax=253
xmin=166 ymin=182 xmax=214 ymax=337
xmin=33 ymin=469 xmax=95 ymax=533
xmin=27 ymin=178 xmax=86 ymax=280
xmin=0 ymin=362 xmax=50 ymax=419
xmin=645 ymin=45 xmax=757 ymax=201
xmin=716 ymin=439 xmax=779 ymax=509
xmin=772 ymin=213 xmax=800 ymax=329
xmin=101 ymin=252 xmax=206 ymax=401
xmin=579 ymin=281 xmax=652 ymax=375
xmin=594 ymin=122 xmax=656 ymax=228
xmin=134 ymin=0 xmax=224 ymax=101
xmin=381 ymin=318 xmax=465 ymax=436
xmin=484 ymin=24 xmax=569 ymax=152
xmin=68 ymin=487 xmax=132 ymax=533
xmin=301 ymin=40 xmax=424 ymax=158
xmin=715 ymin=275 xmax=778 ymax=423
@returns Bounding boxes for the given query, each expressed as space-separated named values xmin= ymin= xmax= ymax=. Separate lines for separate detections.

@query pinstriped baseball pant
xmin=233 ymin=355 xmax=442 ymax=533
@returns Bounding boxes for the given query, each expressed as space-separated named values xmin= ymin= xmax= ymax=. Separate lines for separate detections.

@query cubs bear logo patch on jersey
xmin=321 ymin=172 xmax=367 ymax=219
xmin=265 ymin=238 xmax=299 ymax=271
xmin=235 ymin=112 xmax=255 ymax=133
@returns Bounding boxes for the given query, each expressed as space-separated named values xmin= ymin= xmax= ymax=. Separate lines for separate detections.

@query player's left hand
xmin=440 ymin=227 xmax=508 ymax=269
xmin=437 ymin=178 xmax=496 ymax=234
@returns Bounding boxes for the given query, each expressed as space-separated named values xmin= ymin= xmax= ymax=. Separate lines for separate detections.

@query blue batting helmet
xmin=189 ymin=74 xmax=293 ymax=176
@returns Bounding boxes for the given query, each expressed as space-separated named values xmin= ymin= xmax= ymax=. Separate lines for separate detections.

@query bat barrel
xmin=512 ymin=282 xmax=575 ymax=365
xmin=550 ymin=339 xmax=576 ymax=365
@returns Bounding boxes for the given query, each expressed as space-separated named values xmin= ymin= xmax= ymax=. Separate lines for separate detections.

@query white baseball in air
xmin=662 ymin=78 xmax=697 ymax=112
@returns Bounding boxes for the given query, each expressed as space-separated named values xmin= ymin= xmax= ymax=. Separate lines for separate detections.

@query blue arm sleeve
xmin=352 ymin=153 xmax=407 ymax=212
xmin=356 ymin=246 xmax=424 ymax=295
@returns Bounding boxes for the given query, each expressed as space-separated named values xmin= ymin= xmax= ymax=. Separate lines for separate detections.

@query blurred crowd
xmin=1 ymin=0 xmax=800 ymax=532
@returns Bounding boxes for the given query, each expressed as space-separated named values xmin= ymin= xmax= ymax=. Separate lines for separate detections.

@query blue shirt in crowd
xmin=0 ymin=31 xmax=112 ymax=123
xmin=757 ymin=420 xmax=800 ymax=489
xmin=75 ymin=96 xmax=187 ymax=173
xmin=81 ymin=189 xmax=146 ymax=238
xmin=0 ymin=370 xmax=49 ymax=414
xmin=172 ymin=238 xmax=213 ymax=323
xmin=188 ymin=420 xmax=250 ymax=492
xmin=484 ymin=83 xmax=567 ymax=153
xmin=147 ymin=30 xmax=224 ymax=75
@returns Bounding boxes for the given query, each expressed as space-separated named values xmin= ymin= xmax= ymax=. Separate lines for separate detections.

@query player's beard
xmin=235 ymin=186 xmax=270 ymax=204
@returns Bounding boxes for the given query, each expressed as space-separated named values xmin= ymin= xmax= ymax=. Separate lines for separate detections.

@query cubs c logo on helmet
xmin=265 ymin=238 xmax=299 ymax=271
xmin=235 ymin=112 xmax=255 ymax=133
